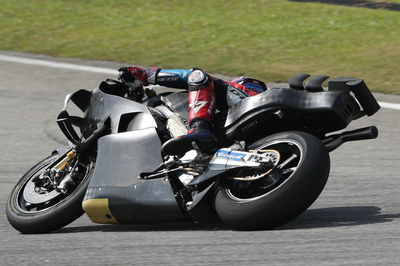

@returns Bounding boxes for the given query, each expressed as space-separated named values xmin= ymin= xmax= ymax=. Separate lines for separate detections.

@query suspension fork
xmin=52 ymin=150 xmax=76 ymax=171
xmin=43 ymin=148 xmax=77 ymax=174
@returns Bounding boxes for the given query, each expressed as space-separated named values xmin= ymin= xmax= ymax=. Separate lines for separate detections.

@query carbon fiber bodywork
xmin=61 ymin=83 xmax=187 ymax=223
xmin=162 ymin=88 xmax=363 ymax=141
xmin=83 ymin=129 xmax=186 ymax=224
xmin=222 ymin=88 xmax=360 ymax=140
xmin=58 ymin=78 xmax=379 ymax=225
xmin=84 ymin=181 xmax=187 ymax=223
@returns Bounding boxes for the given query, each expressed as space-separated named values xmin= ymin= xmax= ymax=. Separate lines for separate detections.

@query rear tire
xmin=6 ymin=152 xmax=94 ymax=234
xmin=214 ymin=131 xmax=330 ymax=230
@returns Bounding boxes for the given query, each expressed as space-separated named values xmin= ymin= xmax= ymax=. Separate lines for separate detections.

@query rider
xmin=118 ymin=67 xmax=268 ymax=156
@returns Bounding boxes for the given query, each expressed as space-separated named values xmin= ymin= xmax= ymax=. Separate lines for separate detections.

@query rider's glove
xmin=118 ymin=66 xmax=149 ymax=86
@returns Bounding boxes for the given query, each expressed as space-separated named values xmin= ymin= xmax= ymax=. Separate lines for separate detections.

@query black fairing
xmin=161 ymin=88 xmax=361 ymax=142
xmin=84 ymin=181 xmax=187 ymax=223
xmin=221 ymin=88 xmax=360 ymax=141
xmin=57 ymin=78 xmax=378 ymax=226
xmin=161 ymin=91 xmax=190 ymax=120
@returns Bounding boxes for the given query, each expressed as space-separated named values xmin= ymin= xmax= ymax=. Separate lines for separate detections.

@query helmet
xmin=231 ymin=76 xmax=267 ymax=94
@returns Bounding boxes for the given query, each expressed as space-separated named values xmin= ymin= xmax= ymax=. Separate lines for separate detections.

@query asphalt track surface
xmin=1 ymin=52 xmax=399 ymax=265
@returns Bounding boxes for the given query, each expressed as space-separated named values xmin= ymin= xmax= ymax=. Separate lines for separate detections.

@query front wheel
xmin=214 ymin=131 xmax=330 ymax=230
xmin=6 ymin=150 xmax=94 ymax=233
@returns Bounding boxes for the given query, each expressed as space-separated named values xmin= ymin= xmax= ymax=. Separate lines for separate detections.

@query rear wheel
xmin=214 ymin=131 xmax=330 ymax=230
xmin=6 ymin=150 xmax=94 ymax=233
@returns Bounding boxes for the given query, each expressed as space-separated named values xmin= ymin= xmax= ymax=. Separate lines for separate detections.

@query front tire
xmin=214 ymin=131 xmax=330 ymax=230
xmin=6 ymin=151 xmax=94 ymax=234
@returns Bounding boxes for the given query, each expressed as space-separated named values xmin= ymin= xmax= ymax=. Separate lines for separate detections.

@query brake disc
xmin=23 ymin=178 xmax=61 ymax=204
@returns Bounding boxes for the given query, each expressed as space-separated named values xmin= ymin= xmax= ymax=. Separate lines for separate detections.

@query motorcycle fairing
xmin=83 ymin=179 xmax=187 ymax=224
xmin=222 ymin=88 xmax=361 ymax=140
xmin=58 ymin=83 xmax=188 ymax=224
xmin=83 ymin=128 xmax=187 ymax=224
xmin=160 ymin=91 xmax=189 ymax=120
xmin=86 ymin=87 xmax=157 ymax=133
xmin=59 ymin=84 xmax=157 ymax=142
xmin=160 ymin=87 xmax=363 ymax=141
xmin=89 ymin=128 xmax=162 ymax=187
xmin=69 ymin=78 xmax=380 ymax=225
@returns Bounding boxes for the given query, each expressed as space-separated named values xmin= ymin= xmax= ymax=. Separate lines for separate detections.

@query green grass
xmin=0 ymin=0 xmax=399 ymax=93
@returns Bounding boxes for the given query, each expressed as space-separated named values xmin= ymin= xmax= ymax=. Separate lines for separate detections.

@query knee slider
xmin=188 ymin=69 xmax=209 ymax=90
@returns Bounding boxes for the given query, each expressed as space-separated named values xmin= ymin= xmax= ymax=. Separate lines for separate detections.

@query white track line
xmin=0 ymin=54 xmax=118 ymax=75
xmin=1 ymin=54 xmax=399 ymax=111
xmin=378 ymin=101 xmax=400 ymax=110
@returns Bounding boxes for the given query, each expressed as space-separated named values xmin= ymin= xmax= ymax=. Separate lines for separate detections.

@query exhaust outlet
xmin=323 ymin=126 xmax=378 ymax=152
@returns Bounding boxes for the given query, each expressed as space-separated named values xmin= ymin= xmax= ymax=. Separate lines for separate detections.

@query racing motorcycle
xmin=6 ymin=73 xmax=380 ymax=233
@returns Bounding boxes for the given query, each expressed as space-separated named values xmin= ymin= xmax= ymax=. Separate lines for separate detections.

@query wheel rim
xmin=225 ymin=139 xmax=303 ymax=202
xmin=15 ymin=156 xmax=93 ymax=214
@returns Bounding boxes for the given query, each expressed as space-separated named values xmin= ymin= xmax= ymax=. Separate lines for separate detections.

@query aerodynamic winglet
xmin=288 ymin=73 xmax=311 ymax=90
xmin=305 ymin=75 xmax=330 ymax=92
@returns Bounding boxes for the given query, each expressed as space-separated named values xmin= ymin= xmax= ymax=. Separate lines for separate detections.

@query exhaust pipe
xmin=323 ymin=126 xmax=378 ymax=152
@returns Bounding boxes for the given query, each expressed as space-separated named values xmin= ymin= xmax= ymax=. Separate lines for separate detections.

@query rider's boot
xmin=161 ymin=119 xmax=216 ymax=156
xmin=161 ymin=69 xmax=217 ymax=156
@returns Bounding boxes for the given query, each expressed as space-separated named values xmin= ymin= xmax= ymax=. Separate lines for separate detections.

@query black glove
xmin=118 ymin=67 xmax=135 ymax=83
xmin=118 ymin=66 xmax=148 ymax=85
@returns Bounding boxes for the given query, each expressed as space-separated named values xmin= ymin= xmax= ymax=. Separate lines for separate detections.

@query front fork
xmin=36 ymin=149 xmax=78 ymax=193
xmin=52 ymin=150 xmax=76 ymax=173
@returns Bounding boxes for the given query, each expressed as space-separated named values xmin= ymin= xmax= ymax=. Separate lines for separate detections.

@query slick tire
xmin=214 ymin=131 xmax=330 ymax=230
xmin=6 ymin=154 xmax=94 ymax=234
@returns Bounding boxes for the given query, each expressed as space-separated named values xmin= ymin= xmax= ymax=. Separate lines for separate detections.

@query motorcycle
xmin=6 ymin=73 xmax=380 ymax=233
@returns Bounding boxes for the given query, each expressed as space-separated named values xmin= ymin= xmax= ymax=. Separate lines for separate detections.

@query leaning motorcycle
xmin=6 ymin=73 xmax=380 ymax=233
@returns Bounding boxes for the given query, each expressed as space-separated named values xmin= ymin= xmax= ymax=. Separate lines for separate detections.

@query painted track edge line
xmin=1 ymin=54 xmax=399 ymax=111
xmin=0 ymin=54 xmax=118 ymax=75
xmin=378 ymin=101 xmax=400 ymax=110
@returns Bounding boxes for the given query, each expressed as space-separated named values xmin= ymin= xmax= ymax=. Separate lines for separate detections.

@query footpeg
xmin=139 ymin=157 xmax=181 ymax=179
xmin=140 ymin=166 xmax=184 ymax=180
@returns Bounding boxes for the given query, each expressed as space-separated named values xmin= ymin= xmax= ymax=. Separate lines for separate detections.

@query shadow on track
xmin=280 ymin=206 xmax=400 ymax=230
xmin=54 ymin=206 xmax=400 ymax=233
xmin=56 ymin=221 xmax=228 ymax=234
